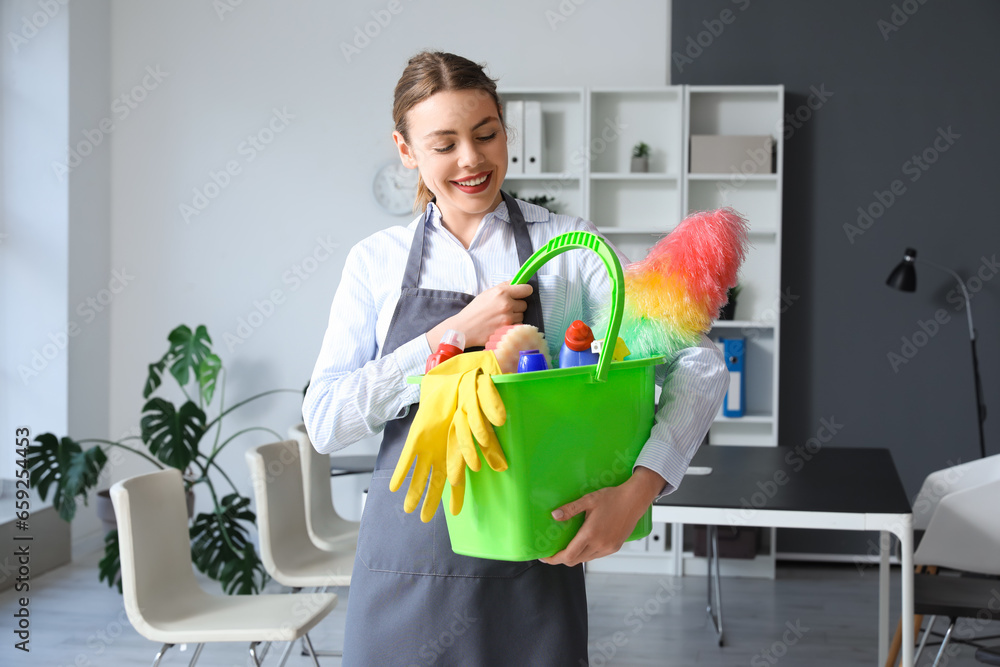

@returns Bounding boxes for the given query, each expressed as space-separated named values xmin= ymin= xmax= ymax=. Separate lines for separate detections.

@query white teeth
xmin=455 ymin=174 xmax=488 ymax=187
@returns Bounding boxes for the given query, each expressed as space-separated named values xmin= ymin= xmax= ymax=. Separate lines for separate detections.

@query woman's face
xmin=394 ymin=89 xmax=507 ymax=224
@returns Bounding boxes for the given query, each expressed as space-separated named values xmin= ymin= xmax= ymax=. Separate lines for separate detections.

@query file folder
xmin=505 ymin=100 xmax=524 ymax=174
xmin=523 ymin=101 xmax=543 ymax=174
xmin=721 ymin=337 xmax=746 ymax=418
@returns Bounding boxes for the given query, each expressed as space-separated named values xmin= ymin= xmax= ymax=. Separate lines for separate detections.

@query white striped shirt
xmin=303 ymin=199 xmax=728 ymax=496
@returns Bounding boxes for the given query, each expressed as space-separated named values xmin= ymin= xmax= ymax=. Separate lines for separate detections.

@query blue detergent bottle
xmin=559 ymin=320 xmax=601 ymax=368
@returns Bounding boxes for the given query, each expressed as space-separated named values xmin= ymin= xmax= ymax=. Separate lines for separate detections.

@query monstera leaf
xmin=98 ymin=529 xmax=122 ymax=593
xmin=196 ymin=353 xmax=222 ymax=405
xmin=27 ymin=434 xmax=107 ymax=522
xmin=166 ymin=324 xmax=213 ymax=388
xmin=189 ymin=494 xmax=266 ymax=595
xmin=143 ymin=359 xmax=167 ymax=399
xmin=140 ymin=398 xmax=206 ymax=469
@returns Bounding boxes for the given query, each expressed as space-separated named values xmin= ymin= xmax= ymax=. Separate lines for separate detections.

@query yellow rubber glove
xmin=390 ymin=350 xmax=507 ymax=522
xmin=447 ymin=364 xmax=507 ymax=516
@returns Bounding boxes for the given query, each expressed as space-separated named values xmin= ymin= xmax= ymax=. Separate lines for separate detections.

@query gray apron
xmin=342 ymin=192 xmax=589 ymax=666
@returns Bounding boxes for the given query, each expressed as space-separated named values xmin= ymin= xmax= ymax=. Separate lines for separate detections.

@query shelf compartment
xmin=590 ymin=88 xmax=684 ymax=176
xmin=590 ymin=178 xmax=680 ymax=232
xmin=500 ymin=89 xmax=584 ymax=176
xmin=687 ymin=179 xmax=779 ymax=235
xmin=503 ymin=179 xmax=583 ymax=219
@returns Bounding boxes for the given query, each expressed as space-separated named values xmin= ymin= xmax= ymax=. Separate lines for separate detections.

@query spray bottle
xmin=559 ymin=320 xmax=601 ymax=368
xmin=425 ymin=329 xmax=466 ymax=373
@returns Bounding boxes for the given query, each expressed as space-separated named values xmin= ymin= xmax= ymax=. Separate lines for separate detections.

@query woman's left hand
xmin=539 ymin=466 xmax=665 ymax=567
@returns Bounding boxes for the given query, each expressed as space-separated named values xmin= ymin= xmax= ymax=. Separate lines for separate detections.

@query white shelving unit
xmin=500 ymin=85 xmax=784 ymax=578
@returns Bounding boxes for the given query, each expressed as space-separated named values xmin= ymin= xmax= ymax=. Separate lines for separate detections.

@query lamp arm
xmin=915 ymin=257 xmax=975 ymax=340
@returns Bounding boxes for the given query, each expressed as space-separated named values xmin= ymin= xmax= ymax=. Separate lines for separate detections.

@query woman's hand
xmin=427 ymin=282 xmax=533 ymax=349
xmin=539 ymin=466 xmax=665 ymax=567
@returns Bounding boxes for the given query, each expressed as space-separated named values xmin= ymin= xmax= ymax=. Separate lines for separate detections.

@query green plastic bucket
xmin=436 ymin=231 xmax=661 ymax=561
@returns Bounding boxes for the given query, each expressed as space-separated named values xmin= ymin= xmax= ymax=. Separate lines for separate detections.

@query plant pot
xmin=96 ymin=486 xmax=194 ymax=534
xmin=630 ymin=156 xmax=649 ymax=173
xmin=718 ymin=300 xmax=737 ymax=321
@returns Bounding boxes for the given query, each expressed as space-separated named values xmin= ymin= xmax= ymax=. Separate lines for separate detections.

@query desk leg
xmin=879 ymin=530 xmax=890 ymax=665
xmin=899 ymin=523 xmax=914 ymax=667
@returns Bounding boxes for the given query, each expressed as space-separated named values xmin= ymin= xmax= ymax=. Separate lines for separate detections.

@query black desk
xmin=653 ymin=445 xmax=914 ymax=666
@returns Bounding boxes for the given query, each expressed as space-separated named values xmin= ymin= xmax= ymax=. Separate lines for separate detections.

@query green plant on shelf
xmin=27 ymin=324 xmax=298 ymax=595
xmin=632 ymin=141 xmax=650 ymax=158
xmin=509 ymin=191 xmax=558 ymax=213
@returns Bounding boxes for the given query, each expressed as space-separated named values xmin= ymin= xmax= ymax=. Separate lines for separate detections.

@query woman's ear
xmin=393 ymin=130 xmax=418 ymax=169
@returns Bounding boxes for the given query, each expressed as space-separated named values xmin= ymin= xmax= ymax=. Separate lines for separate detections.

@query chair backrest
xmin=912 ymin=454 xmax=1000 ymax=531
xmin=245 ymin=440 xmax=315 ymax=576
xmin=288 ymin=423 xmax=357 ymax=542
xmin=914 ymin=478 xmax=1000 ymax=575
xmin=111 ymin=469 xmax=201 ymax=625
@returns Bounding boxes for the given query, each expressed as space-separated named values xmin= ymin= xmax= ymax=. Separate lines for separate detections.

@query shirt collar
xmin=424 ymin=199 xmax=513 ymax=229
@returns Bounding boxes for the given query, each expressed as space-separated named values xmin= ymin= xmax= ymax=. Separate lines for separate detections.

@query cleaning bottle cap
xmin=440 ymin=329 xmax=466 ymax=351
xmin=564 ymin=320 xmax=595 ymax=352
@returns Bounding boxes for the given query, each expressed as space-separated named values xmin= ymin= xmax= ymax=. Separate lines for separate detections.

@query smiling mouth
xmin=451 ymin=171 xmax=492 ymax=190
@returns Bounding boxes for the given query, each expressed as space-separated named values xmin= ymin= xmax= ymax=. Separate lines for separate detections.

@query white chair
xmin=288 ymin=423 xmax=360 ymax=552
xmin=911 ymin=478 xmax=1000 ymax=666
xmin=911 ymin=453 xmax=1000 ymax=531
xmin=888 ymin=455 xmax=1000 ymax=666
xmin=246 ymin=440 xmax=356 ymax=589
xmin=111 ymin=468 xmax=336 ymax=667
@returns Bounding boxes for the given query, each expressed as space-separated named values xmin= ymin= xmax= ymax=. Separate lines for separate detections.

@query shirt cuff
xmin=634 ymin=438 xmax=698 ymax=499
xmin=390 ymin=335 xmax=433 ymax=409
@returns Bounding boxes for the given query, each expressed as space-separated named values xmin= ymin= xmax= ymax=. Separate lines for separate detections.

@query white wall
xmin=1 ymin=1 xmax=70 ymax=480
xmin=103 ymin=0 xmax=669 ymax=535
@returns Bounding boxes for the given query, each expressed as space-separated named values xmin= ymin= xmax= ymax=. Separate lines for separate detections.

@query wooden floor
xmin=1 ymin=549 xmax=996 ymax=666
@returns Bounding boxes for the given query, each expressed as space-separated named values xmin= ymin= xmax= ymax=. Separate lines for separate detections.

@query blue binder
xmin=721 ymin=337 xmax=746 ymax=418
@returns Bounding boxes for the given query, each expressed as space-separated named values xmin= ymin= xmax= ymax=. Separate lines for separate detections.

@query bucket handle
xmin=510 ymin=231 xmax=624 ymax=383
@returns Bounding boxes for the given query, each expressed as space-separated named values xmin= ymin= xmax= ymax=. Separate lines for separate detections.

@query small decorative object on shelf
xmin=631 ymin=141 xmax=650 ymax=173
xmin=718 ymin=284 xmax=741 ymax=321
xmin=509 ymin=191 xmax=558 ymax=213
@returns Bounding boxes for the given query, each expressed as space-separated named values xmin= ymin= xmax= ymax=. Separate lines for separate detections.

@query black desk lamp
xmin=886 ymin=247 xmax=987 ymax=458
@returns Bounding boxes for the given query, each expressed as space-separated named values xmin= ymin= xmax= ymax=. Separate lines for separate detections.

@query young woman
xmin=303 ymin=51 xmax=728 ymax=666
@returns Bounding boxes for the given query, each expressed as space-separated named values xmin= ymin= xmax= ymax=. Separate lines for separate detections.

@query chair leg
xmin=302 ymin=633 xmax=322 ymax=667
xmin=150 ymin=643 xmax=174 ymax=667
xmin=275 ymin=639 xmax=296 ymax=667
xmin=257 ymin=641 xmax=272 ymax=663
xmin=930 ymin=620 xmax=956 ymax=667
xmin=186 ymin=643 xmax=205 ymax=667
xmin=248 ymin=641 xmax=263 ymax=667
xmin=914 ymin=615 xmax=937 ymax=663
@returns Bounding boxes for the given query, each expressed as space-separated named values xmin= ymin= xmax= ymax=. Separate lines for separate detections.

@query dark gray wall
xmin=673 ymin=0 xmax=1000 ymax=555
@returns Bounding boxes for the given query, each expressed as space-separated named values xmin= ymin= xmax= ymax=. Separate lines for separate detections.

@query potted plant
xmin=631 ymin=141 xmax=650 ymax=173
xmin=28 ymin=324 xmax=297 ymax=595
xmin=509 ymin=191 xmax=558 ymax=213
xmin=719 ymin=284 xmax=742 ymax=321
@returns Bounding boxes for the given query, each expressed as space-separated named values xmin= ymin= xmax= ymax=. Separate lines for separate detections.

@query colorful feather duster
xmin=602 ymin=207 xmax=750 ymax=360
